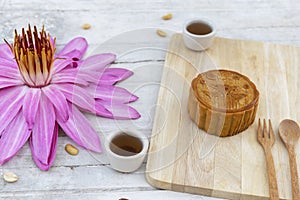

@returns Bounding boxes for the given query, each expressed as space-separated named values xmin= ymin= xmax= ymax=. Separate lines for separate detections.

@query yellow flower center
xmin=7 ymin=25 xmax=56 ymax=87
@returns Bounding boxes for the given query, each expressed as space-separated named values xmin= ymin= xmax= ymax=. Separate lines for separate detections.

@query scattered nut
xmin=156 ymin=29 xmax=167 ymax=37
xmin=82 ymin=24 xmax=91 ymax=30
xmin=3 ymin=172 xmax=18 ymax=183
xmin=65 ymin=144 xmax=79 ymax=155
xmin=119 ymin=198 xmax=129 ymax=200
xmin=162 ymin=13 xmax=172 ymax=20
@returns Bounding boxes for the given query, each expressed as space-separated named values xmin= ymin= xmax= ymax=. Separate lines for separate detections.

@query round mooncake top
xmin=192 ymin=69 xmax=259 ymax=113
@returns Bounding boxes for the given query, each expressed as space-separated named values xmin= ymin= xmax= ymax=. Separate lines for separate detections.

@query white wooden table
xmin=0 ymin=0 xmax=300 ymax=199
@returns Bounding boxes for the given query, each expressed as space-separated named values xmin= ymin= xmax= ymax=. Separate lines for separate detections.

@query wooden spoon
xmin=278 ymin=119 xmax=300 ymax=200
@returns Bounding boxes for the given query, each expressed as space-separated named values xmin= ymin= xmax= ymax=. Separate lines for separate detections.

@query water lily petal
xmin=53 ymin=67 xmax=101 ymax=85
xmin=0 ymin=67 xmax=21 ymax=79
xmin=52 ymin=58 xmax=71 ymax=73
xmin=29 ymin=94 xmax=57 ymax=171
xmin=94 ymin=103 xmax=113 ymax=118
xmin=0 ymin=110 xmax=31 ymax=165
xmin=96 ymin=99 xmax=141 ymax=119
xmin=99 ymin=68 xmax=133 ymax=85
xmin=92 ymin=85 xmax=138 ymax=103
xmin=77 ymin=70 xmax=100 ymax=83
xmin=0 ymin=43 xmax=14 ymax=61
xmin=58 ymin=50 xmax=82 ymax=60
xmin=57 ymin=103 xmax=101 ymax=152
xmin=55 ymin=83 xmax=96 ymax=113
xmin=0 ymin=77 xmax=24 ymax=89
xmin=57 ymin=37 xmax=88 ymax=59
xmin=51 ymin=69 xmax=89 ymax=86
xmin=23 ymin=88 xmax=41 ymax=130
xmin=0 ymin=86 xmax=27 ymax=134
xmin=30 ymin=124 xmax=58 ymax=171
xmin=0 ymin=44 xmax=17 ymax=68
xmin=0 ymin=59 xmax=19 ymax=69
xmin=42 ymin=85 xmax=69 ymax=122
xmin=80 ymin=54 xmax=116 ymax=71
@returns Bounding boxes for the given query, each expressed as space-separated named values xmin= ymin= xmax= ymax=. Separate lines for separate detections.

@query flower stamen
xmin=6 ymin=25 xmax=56 ymax=87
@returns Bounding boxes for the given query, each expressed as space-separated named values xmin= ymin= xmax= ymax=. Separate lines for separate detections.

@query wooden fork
xmin=257 ymin=119 xmax=279 ymax=200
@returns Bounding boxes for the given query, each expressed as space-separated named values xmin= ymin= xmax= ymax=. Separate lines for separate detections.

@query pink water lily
xmin=0 ymin=25 xmax=140 ymax=170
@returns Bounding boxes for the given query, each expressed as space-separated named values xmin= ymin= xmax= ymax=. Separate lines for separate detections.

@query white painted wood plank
xmin=0 ymin=164 xmax=151 ymax=195
xmin=2 ymin=0 xmax=299 ymax=12
xmin=1 ymin=4 xmax=300 ymax=46
xmin=1 ymin=190 xmax=221 ymax=200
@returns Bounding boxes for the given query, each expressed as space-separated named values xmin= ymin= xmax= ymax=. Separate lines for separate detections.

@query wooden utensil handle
xmin=265 ymin=148 xmax=279 ymax=200
xmin=288 ymin=147 xmax=300 ymax=200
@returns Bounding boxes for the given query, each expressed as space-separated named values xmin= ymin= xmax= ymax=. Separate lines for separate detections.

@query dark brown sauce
xmin=109 ymin=133 xmax=143 ymax=156
xmin=187 ymin=22 xmax=212 ymax=35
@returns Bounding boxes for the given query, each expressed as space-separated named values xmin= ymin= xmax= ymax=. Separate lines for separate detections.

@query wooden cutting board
xmin=146 ymin=33 xmax=300 ymax=199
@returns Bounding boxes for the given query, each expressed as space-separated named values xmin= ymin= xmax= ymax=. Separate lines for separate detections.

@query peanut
xmin=162 ymin=13 xmax=172 ymax=20
xmin=156 ymin=29 xmax=167 ymax=37
xmin=82 ymin=24 xmax=91 ymax=30
xmin=3 ymin=172 xmax=18 ymax=183
xmin=65 ymin=144 xmax=79 ymax=156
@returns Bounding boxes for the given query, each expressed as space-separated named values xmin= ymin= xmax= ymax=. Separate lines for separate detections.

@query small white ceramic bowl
xmin=183 ymin=18 xmax=216 ymax=51
xmin=105 ymin=129 xmax=149 ymax=173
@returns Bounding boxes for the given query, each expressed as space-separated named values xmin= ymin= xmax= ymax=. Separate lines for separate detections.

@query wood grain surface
xmin=146 ymin=33 xmax=300 ymax=199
